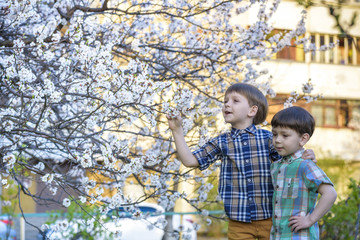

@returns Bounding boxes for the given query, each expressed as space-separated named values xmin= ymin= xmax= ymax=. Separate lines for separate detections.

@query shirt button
xmin=275 ymin=215 xmax=278 ymax=218
xmin=278 ymin=170 xmax=281 ymax=174
xmin=245 ymin=160 xmax=249 ymax=163
xmin=249 ymin=197 xmax=252 ymax=201
xmin=243 ymin=142 xmax=248 ymax=145
xmin=276 ymin=185 xmax=279 ymax=189
xmin=248 ymin=179 xmax=251 ymax=182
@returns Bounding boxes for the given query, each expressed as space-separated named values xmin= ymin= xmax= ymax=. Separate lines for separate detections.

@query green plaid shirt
xmin=270 ymin=149 xmax=333 ymax=240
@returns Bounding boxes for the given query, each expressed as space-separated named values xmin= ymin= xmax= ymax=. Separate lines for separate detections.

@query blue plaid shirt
xmin=193 ymin=124 xmax=281 ymax=222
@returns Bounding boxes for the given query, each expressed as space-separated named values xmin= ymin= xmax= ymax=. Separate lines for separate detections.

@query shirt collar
xmin=230 ymin=124 xmax=256 ymax=138
xmin=281 ymin=148 xmax=304 ymax=163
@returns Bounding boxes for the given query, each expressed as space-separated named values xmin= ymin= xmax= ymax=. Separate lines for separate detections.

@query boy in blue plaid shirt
xmin=167 ymin=83 xmax=315 ymax=239
xmin=270 ymin=106 xmax=337 ymax=239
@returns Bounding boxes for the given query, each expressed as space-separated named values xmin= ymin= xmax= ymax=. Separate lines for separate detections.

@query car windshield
xmin=107 ymin=206 xmax=161 ymax=218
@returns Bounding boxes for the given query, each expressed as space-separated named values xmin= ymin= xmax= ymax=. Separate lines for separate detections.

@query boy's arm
xmin=167 ymin=115 xmax=199 ymax=167
xmin=302 ymin=149 xmax=317 ymax=163
xmin=288 ymin=184 xmax=337 ymax=232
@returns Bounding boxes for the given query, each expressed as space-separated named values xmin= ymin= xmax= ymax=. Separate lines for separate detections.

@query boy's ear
xmin=300 ymin=133 xmax=310 ymax=146
xmin=248 ymin=105 xmax=258 ymax=117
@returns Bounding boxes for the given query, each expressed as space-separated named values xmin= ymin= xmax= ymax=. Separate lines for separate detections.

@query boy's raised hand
xmin=166 ymin=114 xmax=199 ymax=167
xmin=167 ymin=114 xmax=183 ymax=131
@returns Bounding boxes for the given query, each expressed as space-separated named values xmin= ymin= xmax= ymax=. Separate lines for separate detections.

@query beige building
xmin=237 ymin=0 xmax=360 ymax=161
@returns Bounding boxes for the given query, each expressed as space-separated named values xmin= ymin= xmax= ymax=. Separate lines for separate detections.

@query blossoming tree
xmin=0 ymin=0 xmax=318 ymax=238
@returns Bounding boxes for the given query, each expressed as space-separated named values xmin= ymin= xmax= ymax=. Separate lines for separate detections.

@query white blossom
xmin=49 ymin=187 xmax=58 ymax=196
xmin=79 ymin=196 xmax=87 ymax=203
xmin=302 ymin=80 xmax=314 ymax=94
xmin=34 ymin=162 xmax=45 ymax=171
xmin=1 ymin=179 xmax=7 ymax=186
xmin=2 ymin=201 xmax=11 ymax=207
xmin=41 ymin=174 xmax=54 ymax=184
xmin=3 ymin=153 xmax=16 ymax=170
xmin=62 ymin=198 xmax=71 ymax=208
xmin=41 ymin=224 xmax=50 ymax=232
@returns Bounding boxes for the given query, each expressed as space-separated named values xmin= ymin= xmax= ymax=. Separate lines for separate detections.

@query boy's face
xmin=222 ymin=92 xmax=256 ymax=129
xmin=272 ymin=126 xmax=309 ymax=156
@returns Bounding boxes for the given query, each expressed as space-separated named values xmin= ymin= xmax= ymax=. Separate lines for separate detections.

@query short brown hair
xmin=225 ymin=83 xmax=268 ymax=125
xmin=271 ymin=106 xmax=315 ymax=137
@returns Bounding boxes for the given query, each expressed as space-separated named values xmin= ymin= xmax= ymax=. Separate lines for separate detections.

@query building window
xmin=329 ymin=36 xmax=335 ymax=63
xmin=356 ymin=38 xmax=360 ymax=65
xmin=337 ymin=36 xmax=355 ymax=65
xmin=339 ymin=100 xmax=350 ymax=127
xmin=277 ymin=39 xmax=305 ymax=62
xmin=347 ymin=38 xmax=354 ymax=64
xmin=349 ymin=100 xmax=360 ymax=128
xmin=312 ymin=100 xmax=338 ymax=127
xmin=320 ymin=35 xmax=326 ymax=63
xmin=267 ymin=95 xmax=360 ymax=129
xmin=311 ymin=105 xmax=324 ymax=126
xmin=271 ymin=30 xmax=360 ymax=65
xmin=310 ymin=34 xmax=316 ymax=62
xmin=268 ymin=29 xmax=305 ymax=62
xmin=310 ymin=33 xmax=338 ymax=64
xmin=338 ymin=37 xmax=346 ymax=64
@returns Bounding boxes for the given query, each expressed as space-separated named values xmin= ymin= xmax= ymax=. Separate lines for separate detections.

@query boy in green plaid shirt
xmin=270 ymin=106 xmax=337 ymax=239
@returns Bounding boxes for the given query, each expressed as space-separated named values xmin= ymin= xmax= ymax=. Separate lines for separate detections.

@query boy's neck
xmin=231 ymin=122 xmax=254 ymax=130
xmin=284 ymin=148 xmax=305 ymax=159
xmin=231 ymin=119 xmax=254 ymax=130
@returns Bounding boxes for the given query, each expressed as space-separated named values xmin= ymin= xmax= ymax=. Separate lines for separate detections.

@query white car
xmin=40 ymin=203 xmax=197 ymax=240
xmin=104 ymin=202 xmax=166 ymax=240
xmin=105 ymin=203 xmax=197 ymax=240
